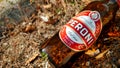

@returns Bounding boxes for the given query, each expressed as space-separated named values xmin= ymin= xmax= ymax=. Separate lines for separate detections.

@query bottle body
xmin=41 ymin=0 xmax=119 ymax=67
xmin=41 ymin=32 xmax=75 ymax=67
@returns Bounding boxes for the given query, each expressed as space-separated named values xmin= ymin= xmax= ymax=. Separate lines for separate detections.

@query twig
xmin=25 ymin=53 xmax=39 ymax=65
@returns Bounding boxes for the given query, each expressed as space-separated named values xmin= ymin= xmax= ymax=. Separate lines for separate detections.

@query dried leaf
xmin=36 ymin=3 xmax=41 ymax=10
xmin=50 ymin=0 xmax=56 ymax=5
xmin=42 ymin=4 xmax=52 ymax=9
xmin=85 ymin=49 xmax=100 ymax=57
xmin=108 ymin=32 xmax=120 ymax=37
xmin=40 ymin=16 xmax=49 ymax=22
xmin=24 ymin=23 xmax=35 ymax=32
xmin=95 ymin=49 xmax=109 ymax=59
xmin=30 ymin=0 xmax=35 ymax=4
xmin=6 ymin=23 xmax=15 ymax=30
xmin=45 ymin=17 xmax=58 ymax=25
xmin=61 ymin=0 xmax=66 ymax=9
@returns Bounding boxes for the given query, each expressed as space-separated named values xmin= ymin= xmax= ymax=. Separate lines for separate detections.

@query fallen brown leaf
xmin=42 ymin=4 xmax=52 ymax=9
xmin=108 ymin=32 xmax=120 ymax=37
xmin=85 ymin=49 xmax=100 ymax=57
xmin=45 ymin=17 xmax=58 ymax=25
xmin=24 ymin=23 xmax=36 ymax=32
xmin=95 ymin=49 xmax=109 ymax=59
xmin=61 ymin=0 xmax=66 ymax=9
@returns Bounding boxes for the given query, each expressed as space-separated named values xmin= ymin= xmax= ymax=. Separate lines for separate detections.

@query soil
xmin=0 ymin=0 xmax=120 ymax=68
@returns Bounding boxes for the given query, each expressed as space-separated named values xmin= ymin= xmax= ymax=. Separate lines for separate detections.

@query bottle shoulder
xmin=83 ymin=0 xmax=118 ymax=11
xmin=82 ymin=1 xmax=103 ymax=11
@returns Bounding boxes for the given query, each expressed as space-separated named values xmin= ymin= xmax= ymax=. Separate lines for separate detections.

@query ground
xmin=0 ymin=0 xmax=120 ymax=68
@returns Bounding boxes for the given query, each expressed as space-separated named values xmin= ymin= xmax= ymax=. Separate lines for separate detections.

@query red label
xmin=59 ymin=10 xmax=102 ymax=51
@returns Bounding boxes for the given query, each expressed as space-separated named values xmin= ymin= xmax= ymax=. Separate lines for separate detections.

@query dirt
xmin=0 ymin=0 xmax=120 ymax=68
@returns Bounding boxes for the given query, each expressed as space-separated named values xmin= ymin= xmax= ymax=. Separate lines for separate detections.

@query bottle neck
xmin=102 ymin=0 xmax=117 ymax=11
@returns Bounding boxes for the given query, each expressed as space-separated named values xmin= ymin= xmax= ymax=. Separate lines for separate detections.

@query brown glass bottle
xmin=41 ymin=0 xmax=119 ymax=68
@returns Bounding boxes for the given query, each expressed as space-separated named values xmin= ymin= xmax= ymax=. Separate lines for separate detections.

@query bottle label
xmin=59 ymin=10 xmax=102 ymax=51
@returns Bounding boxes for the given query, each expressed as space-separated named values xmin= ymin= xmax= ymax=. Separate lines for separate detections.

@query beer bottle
xmin=41 ymin=0 xmax=119 ymax=67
